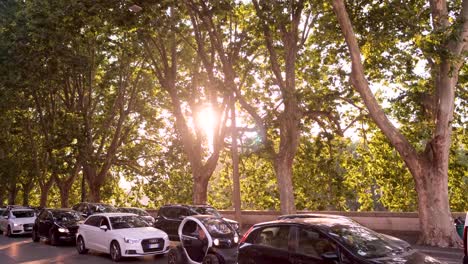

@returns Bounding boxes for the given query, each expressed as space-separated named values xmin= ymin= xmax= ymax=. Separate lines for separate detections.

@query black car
xmin=118 ymin=207 xmax=155 ymax=225
xmin=154 ymin=204 xmax=240 ymax=241
xmin=72 ymin=202 xmax=117 ymax=218
xmin=238 ymin=217 xmax=443 ymax=264
xmin=32 ymin=209 xmax=83 ymax=245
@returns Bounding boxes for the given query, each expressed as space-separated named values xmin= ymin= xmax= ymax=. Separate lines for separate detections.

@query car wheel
xmin=6 ymin=226 xmax=12 ymax=237
xmin=49 ymin=231 xmax=58 ymax=246
xmin=76 ymin=236 xmax=88 ymax=254
xmin=202 ymin=254 xmax=220 ymax=264
xmin=168 ymin=247 xmax=184 ymax=264
xmin=110 ymin=241 xmax=122 ymax=262
xmin=32 ymin=228 xmax=39 ymax=242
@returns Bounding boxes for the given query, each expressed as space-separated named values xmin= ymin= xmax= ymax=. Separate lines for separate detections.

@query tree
xmin=332 ymin=0 xmax=467 ymax=246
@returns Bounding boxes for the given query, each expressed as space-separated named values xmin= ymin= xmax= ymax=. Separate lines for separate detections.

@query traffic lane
xmin=0 ymin=235 xmax=167 ymax=263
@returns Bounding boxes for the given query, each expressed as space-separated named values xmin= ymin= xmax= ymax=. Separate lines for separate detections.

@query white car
xmin=76 ymin=213 xmax=170 ymax=261
xmin=0 ymin=208 xmax=36 ymax=236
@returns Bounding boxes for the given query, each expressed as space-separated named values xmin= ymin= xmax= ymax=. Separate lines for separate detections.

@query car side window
xmin=163 ymin=207 xmax=180 ymax=220
xmin=296 ymin=228 xmax=336 ymax=258
xmin=38 ymin=210 xmax=47 ymax=220
xmin=99 ymin=217 xmax=110 ymax=229
xmin=2 ymin=210 xmax=9 ymax=217
xmin=254 ymin=226 xmax=290 ymax=250
xmin=182 ymin=220 xmax=198 ymax=236
xmin=84 ymin=216 xmax=100 ymax=227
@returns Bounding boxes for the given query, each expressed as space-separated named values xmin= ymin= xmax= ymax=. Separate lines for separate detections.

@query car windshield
xmin=328 ymin=224 xmax=409 ymax=259
xmin=123 ymin=208 xmax=149 ymax=216
xmin=12 ymin=210 xmax=35 ymax=218
xmin=91 ymin=204 xmax=117 ymax=213
xmin=191 ymin=207 xmax=221 ymax=218
xmin=52 ymin=211 xmax=82 ymax=222
xmin=202 ymin=218 xmax=234 ymax=237
xmin=110 ymin=215 xmax=151 ymax=229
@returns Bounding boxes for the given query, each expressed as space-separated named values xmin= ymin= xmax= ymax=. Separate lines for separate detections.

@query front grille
xmin=141 ymin=238 xmax=164 ymax=252
xmin=68 ymin=226 xmax=79 ymax=234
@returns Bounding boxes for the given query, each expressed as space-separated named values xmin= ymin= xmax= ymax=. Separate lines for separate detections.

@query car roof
xmin=278 ymin=213 xmax=352 ymax=220
xmin=254 ymin=217 xmax=354 ymax=229
xmin=10 ymin=208 xmax=34 ymax=212
xmin=163 ymin=204 xmax=213 ymax=208
xmin=92 ymin=213 xmax=137 ymax=217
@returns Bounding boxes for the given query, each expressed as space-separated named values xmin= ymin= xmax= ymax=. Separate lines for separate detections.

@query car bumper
xmin=121 ymin=246 xmax=170 ymax=257
xmin=11 ymin=226 xmax=33 ymax=234
xmin=57 ymin=233 xmax=77 ymax=242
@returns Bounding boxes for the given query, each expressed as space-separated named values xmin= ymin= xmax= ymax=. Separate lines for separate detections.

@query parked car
xmin=463 ymin=212 xmax=467 ymax=264
xmin=155 ymin=204 xmax=240 ymax=240
xmin=238 ymin=217 xmax=443 ymax=264
xmin=0 ymin=207 xmax=36 ymax=237
xmin=72 ymin=202 xmax=118 ymax=218
xmin=0 ymin=207 xmax=6 ymax=216
xmin=76 ymin=213 xmax=169 ymax=262
xmin=278 ymin=213 xmax=354 ymax=221
xmin=168 ymin=215 xmax=239 ymax=264
xmin=118 ymin=207 xmax=155 ymax=226
xmin=32 ymin=208 xmax=83 ymax=245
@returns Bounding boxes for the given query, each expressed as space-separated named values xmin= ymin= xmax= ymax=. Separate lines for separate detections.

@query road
xmin=0 ymin=234 xmax=464 ymax=263
xmin=0 ymin=235 xmax=167 ymax=264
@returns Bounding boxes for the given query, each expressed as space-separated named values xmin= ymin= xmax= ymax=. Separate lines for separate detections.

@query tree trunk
xmin=8 ymin=184 xmax=17 ymax=205
xmin=58 ymin=184 xmax=71 ymax=208
xmin=88 ymin=185 xmax=101 ymax=203
xmin=414 ymin=162 xmax=460 ymax=247
xmin=274 ymin=155 xmax=296 ymax=214
xmin=231 ymin=102 xmax=242 ymax=226
xmin=192 ymin=170 xmax=209 ymax=204
xmin=22 ymin=188 xmax=30 ymax=206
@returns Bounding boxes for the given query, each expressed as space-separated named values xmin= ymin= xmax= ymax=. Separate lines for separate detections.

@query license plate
xmin=24 ymin=227 xmax=32 ymax=230
xmin=148 ymin=244 xmax=159 ymax=249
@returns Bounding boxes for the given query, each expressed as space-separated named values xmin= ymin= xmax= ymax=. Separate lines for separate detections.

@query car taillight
xmin=240 ymin=226 xmax=254 ymax=244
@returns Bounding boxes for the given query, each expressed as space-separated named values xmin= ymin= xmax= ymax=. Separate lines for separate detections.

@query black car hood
xmin=56 ymin=221 xmax=79 ymax=228
xmin=370 ymin=250 xmax=443 ymax=264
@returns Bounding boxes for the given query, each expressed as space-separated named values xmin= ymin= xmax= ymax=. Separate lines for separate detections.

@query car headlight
xmin=234 ymin=236 xmax=239 ymax=243
xmin=13 ymin=223 xmax=21 ymax=227
xmin=124 ymin=238 xmax=141 ymax=244
xmin=58 ymin=227 xmax=69 ymax=233
xmin=213 ymin=238 xmax=220 ymax=246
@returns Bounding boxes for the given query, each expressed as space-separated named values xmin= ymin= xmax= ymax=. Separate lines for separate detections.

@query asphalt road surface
xmin=0 ymin=235 xmax=168 ymax=264
xmin=0 ymin=234 xmax=464 ymax=263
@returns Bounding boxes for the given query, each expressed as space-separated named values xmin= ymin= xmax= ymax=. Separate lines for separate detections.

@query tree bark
xmin=332 ymin=0 xmax=466 ymax=247
xmin=39 ymin=179 xmax=54 ymax=207
xmin=192 ymin=171 xmax=209 ymax=204
xmin=8 ymin=183 xmax=17 ymax=205
xmin=231 ymin=101 xmax=242 ymax=225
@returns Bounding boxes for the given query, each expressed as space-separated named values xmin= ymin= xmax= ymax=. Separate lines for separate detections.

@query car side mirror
xmin=321 ymin=252 xmax=339 ymax=260
xmin=100 ymin=225 xmax=108 ymax=231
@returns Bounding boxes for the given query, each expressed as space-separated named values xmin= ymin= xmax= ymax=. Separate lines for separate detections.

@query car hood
xmin=11 ymin=217 xmax=36 ymax=224
xmin=56 ymin=221 xmax=80 ymax=228
xmin=370 ymin=250 xmax=443 ymax=264
xmin=111 ymin=227 xmax=167 ymax=239
xmin=222 ymin=218 xmax=239 ymax=224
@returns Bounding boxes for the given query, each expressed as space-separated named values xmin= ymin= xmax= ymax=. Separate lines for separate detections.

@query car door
xmin=289 ymin=226 xmax=338 ymax=264
xmin=181 ymin=219 xmax=209 ymax=263
xmin=243 ymin=225 xmax=292 ymax=264
xmin=95 ymin=216 xmax=112 ymax=252
xmin=81 ymin=216 xmax=101 ymax=250
xmin=36 ymin=210 xmax=48 ymax=237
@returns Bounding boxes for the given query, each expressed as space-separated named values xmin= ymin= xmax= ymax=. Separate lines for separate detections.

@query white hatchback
xmin=76 ymin=213 xmax=169 ymax=261
xmin=0 ymin=208 xmax=36 ymax=236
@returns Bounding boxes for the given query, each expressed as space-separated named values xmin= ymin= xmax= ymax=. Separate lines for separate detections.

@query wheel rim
xmin=78 ymin=238 xmax=84 ymax=251
xmin=168 ymin=252 xmax=175 ymax=264
xmin=111 ymin=243 xmax=119 ymax=260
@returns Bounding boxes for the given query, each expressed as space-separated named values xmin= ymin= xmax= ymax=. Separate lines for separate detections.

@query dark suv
xmin=32 ymin=209 xmax=82 ymax=245
xmin=71 ymin=202 xmax=117 ymax=218
xmin=154 ymin=204 xmax=239 ymax=240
